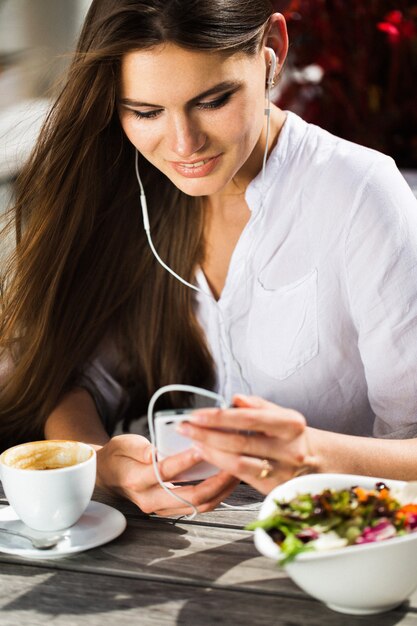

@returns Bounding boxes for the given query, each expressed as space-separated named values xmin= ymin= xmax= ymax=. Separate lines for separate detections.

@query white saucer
xmin=0 ymin=501 xmax=127 ymax=559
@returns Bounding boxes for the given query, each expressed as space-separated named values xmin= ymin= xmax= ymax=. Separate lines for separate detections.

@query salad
xmin=247 ymin=482 xmax=417 ymax=565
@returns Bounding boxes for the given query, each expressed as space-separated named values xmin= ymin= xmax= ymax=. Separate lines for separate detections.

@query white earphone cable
xmin=138 ymin=62 xmax=274 ymax=516
xmin=135 ymin=151 xmax=252 ymax=397
xmin=147 ymin=384 xmax=227 ymax=520
xmin=262 ymin=84 xmax=272 ymax=190
xmin=135 ymin=152 xmax=204 ymax=295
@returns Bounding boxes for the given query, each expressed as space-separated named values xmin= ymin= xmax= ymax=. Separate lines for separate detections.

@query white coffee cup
xmin=0 ymin=440 xmax=96 ymax=531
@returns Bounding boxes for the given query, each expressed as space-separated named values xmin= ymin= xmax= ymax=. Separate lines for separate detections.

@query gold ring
xmin=292 ymin=465 xmax=312 ymax=479
xmin=258 ymin=459 xmax=273 ymax=480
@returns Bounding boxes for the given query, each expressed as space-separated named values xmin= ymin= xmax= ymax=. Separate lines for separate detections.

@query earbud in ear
xmin=265 ymin=47 xmax=278 ymax=88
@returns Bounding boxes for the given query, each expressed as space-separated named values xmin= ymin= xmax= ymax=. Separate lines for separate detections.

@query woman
xmin=1 ymin=0 xmax=417 ymax=516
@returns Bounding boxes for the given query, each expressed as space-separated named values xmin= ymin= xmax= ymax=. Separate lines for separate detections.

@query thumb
xmin=111 ymin=434 xmax=154 ymax=464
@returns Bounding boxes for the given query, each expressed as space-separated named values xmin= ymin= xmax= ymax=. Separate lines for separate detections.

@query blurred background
xmin=0 ymin=0 xmax=91 ymax=217
xmin=0 ymin=0 xmax=416 ymax=218
xmin=277 ymin=0 xmax=417 ymax=170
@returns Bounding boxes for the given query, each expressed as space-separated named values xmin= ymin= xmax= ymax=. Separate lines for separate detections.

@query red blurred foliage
xmin=274 ymin=1 xmax=417 ymax=167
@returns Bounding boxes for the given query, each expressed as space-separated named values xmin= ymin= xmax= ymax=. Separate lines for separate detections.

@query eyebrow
xmin=119 ymin=80 xmax=242 ymax=108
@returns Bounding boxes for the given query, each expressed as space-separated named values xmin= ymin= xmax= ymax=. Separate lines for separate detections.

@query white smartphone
xmin=154 ymin=409 xmax=219 ymax=482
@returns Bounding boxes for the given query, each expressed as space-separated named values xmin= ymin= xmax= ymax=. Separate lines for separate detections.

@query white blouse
xmin=81 ymin=112 xmax=417 ymax=439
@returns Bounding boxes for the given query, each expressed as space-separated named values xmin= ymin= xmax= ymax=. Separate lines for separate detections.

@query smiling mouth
xmin=169 ymin=154 xmax=222 ymax=178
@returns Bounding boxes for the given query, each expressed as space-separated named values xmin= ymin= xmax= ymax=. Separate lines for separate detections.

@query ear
xmin=263 ymin=13 xmax=289 ymax=78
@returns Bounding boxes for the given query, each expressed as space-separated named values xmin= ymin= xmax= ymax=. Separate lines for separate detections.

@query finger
xmin=188 ymin=407 xmax=306 ymax=440
xmin=155 ymin=478 xmax=238 ymax=517
xmin=177 ymin=422 xmax=273 ymax=458
xmin=193 ymin=444 xmax=293 ymax=495
xmin=163 ymin=471 xmax=238 ymax=508
xmin=232 ymin=394 xmax=273 ymax=409
xmin=157 ymin=447 xmax=215 ymax=482
xmin=136 ymin=472 xmax=238 ymax=515
xmin=136 ymin=447 xmax=205 ymax=490
xmin=177 ymin=420 xmax=307 ymax=467
xmin=142 ymin=444 xmax=236 ymax=489
xmin=108 ymin=445 xmax=201 ymax=495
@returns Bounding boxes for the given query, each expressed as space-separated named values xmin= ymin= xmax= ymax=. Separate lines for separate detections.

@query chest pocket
xmin=247 ymin=268 xmax=318 ymax=380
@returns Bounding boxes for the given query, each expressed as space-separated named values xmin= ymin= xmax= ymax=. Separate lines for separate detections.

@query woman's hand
xmin=95 ymin=434 xmax=238 ymax=516
xmin=176 ymin=394 xmax=319 ymax=495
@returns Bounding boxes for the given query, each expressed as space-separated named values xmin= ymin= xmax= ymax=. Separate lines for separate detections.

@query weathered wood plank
xmin=0 ymin=516 xmax=291 ymax=594
xmin=0 ymin=562 xmax=416 ymax=626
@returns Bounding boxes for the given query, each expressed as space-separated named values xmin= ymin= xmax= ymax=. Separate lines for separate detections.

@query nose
xmin=168 ymin=114 xmax=206 ymax=158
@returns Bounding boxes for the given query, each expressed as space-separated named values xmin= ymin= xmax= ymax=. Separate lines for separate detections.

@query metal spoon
xmin=0 ymin=526 xmax=65 ymax=550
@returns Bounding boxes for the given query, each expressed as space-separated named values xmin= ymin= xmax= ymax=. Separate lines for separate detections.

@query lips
xmin=169 ymin=154 xmax=221 ymax=178
xmin=179 ymin=158 xmax=212 ymax=169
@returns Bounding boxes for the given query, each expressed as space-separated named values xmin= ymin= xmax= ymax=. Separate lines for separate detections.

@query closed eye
xmin=132 ymin=108 xmax=163 ymax=120
xmin=130 ymin=90 xmax=235 ymax=120
xmin=197 ymin=91 xmax=233 ymax=110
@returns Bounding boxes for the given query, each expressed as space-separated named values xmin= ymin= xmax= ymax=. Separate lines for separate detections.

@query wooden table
xmin=0 ymin=484 xmax=417 ymax=625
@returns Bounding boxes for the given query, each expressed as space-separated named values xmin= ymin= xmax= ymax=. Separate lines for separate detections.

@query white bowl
xmin=254 ymin=473 xmax=417 ymax=615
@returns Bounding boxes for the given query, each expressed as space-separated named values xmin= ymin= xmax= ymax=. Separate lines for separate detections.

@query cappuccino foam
xmin=1 ymin=440 xmax=93 ymax=470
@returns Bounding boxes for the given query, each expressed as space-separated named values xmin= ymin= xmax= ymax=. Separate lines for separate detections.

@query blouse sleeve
xmin=344 ymin=157 xmax=417 ymax=438
xmin=77 ymin=339 xmax=129 ymax=435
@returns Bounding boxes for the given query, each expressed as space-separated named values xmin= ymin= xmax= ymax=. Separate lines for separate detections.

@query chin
xmin=167 ymin=173 xmax=230 ymax=198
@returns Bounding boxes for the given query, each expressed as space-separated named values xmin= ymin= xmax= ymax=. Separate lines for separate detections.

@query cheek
xmin=119 ymin=114 xmax=161 ymax=155
xmin=223 ymin=98 xmax=265 ymax=148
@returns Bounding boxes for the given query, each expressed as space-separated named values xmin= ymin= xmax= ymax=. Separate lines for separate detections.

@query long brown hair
xmin=0 ymin=0 xmax=273 ymax=449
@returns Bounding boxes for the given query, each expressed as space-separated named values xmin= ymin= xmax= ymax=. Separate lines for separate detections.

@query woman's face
xmin=118 ymin=43 xmax=267 ymax=198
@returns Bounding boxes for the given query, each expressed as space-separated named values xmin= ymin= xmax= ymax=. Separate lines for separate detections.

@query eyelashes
xmin=132 ymin=109 xmax=162 ymax=120
xmin=196 ymin=91 xmax=232 ymax=111
xmin=131 ymin=91 xmax=233 ymax=120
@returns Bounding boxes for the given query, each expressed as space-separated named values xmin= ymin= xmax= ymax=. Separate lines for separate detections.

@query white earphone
xmin=265 ymin=46 xmax=277 ymax=89
xmin=262 ymin=47 xmax=277 ymax=188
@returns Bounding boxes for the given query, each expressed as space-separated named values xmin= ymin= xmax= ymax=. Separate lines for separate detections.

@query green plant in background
xmin=276 ymin=1 xmax=417 ymax=167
